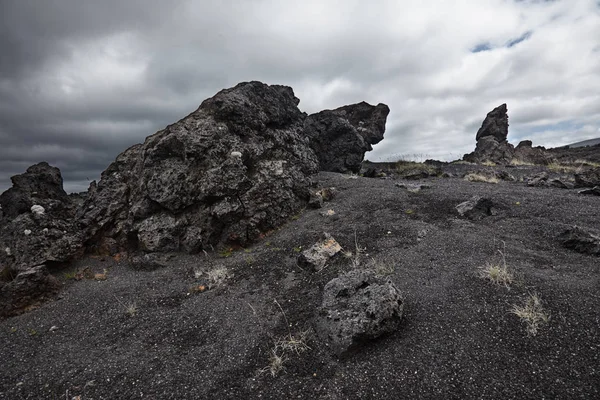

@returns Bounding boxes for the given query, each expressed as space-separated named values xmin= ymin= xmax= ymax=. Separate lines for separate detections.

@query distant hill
xmin=565 ymin=137 xmax=600 ymax=148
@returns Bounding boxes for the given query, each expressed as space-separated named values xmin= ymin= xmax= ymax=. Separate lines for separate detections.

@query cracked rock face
xmin=304 ymin=102 xmax=390 ymax=173
xmin=78 ymin=81 xmax=320 ymax=253
xmin=0 ymin=163 xmax=82 ymax=272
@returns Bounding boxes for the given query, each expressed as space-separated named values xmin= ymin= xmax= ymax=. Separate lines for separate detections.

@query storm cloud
xmin=1 ymin=0 xmax=599 ymax=192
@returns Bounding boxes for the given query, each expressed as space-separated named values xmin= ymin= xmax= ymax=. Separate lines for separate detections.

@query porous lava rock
xmin=304 ymin=102 xmax=390 ymax=173
xmin=476 ymin=104 xmax=509 ymax=142
xmin=513 ymin=140 xmax=553 ymax=165
xmin=574 ymin=167 xmax=600 ymax=188
xmin=464 ymin=104 xmax=515 ymax=164
xmin=559 ymin=227 xmax=600 ymax=256
xmin=0 ymin=265 xmax=61 ymax=318
xmin=0 ymin=163 xmax=82 ymax=272
xmin=456 ymin=196 xmax=496 ymax=220
xmin=78 ymin=81 xmax=320 ymax=253
xmin=316 ymin=269 xmax=404 ymax=357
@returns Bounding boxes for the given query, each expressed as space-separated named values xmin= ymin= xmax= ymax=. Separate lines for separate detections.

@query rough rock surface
xmin=513 ymin=140 xmax=553 ymax=165
xmin=559 ymin=227 xmax=600 ymax=255
xmin=0 ymin=163 xmax=82 ymax=272
xmin=316 ymin=269 xmax=404 ymax=357
xmin=574 ymin=167 xmax=600 ymax=188
xmin=297 ymin=233 xmax=342 ymax=271
xmin=0 ymin=162 xmax=72 ymax=219
xmin=77 ymin=81 xmax=321 ymax=253
xmin=456 ymin=196 xmax=495 ymax=220
xmin=0 ymin=265 xmax=61 ymax=318
xmin=475 ymin=104 xmax=509 ymax=142
xmin=304 ymin=102 xmax=390 ymax=173
xmin=463 ymin=136 xmax=515 ymax=164
xmin=578 ymin=186 xmax=600 ymax=196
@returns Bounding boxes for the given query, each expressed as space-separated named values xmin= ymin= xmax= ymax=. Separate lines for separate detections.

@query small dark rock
xmin=559 ymin=227 xmax=600 ymax=255
xmin=578 ymin=186 xmax=600 ymax=196
xmin=456 ymin=196 xmax=495 ymax=220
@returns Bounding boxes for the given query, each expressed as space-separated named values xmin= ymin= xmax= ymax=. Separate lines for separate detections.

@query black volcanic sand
xmin=1 ymin=164 xmax=599 ymax=399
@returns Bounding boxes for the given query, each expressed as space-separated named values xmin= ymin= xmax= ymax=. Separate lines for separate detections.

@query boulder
xmin=559 ymin=227 xmax=600 ymax=256
xmin=0 ymin=265 xmax=61 ymax=318
xmin=456 ymin=196 xmax=496 ymax=220
xmin=315 ymin=269 xmax=404 ymax=357
xmin=304 ymin=102 xmax=390 ymax=173
xmin=475 ymin=103 xmax=509 ymax=142
xmin=0 ymin=163 xmax=82 ymax=272
xmin=78 ymin=82 xmax=321 ymax=253
xmin=574 ymin=167 xmax=600 ymax=188
xmin=513 ymin=141 xmax=553 ymax=165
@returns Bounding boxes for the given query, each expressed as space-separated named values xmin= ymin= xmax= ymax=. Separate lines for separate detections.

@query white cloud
xmin=1 ymin=0 xmax=599 ymax=190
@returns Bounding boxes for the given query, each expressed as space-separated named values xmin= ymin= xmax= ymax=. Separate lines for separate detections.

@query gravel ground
xmin=1 ymin=164 xmax=599 ymax=399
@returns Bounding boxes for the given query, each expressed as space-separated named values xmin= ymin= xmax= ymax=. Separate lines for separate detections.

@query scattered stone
xmin=315 ymin=269 xmax=404 ymax=357
xmin=527 ymin=172 xmax=549 ymax=187
xmin=578 ymin=186 xmax=600 ymax=196
xmin=513 ymin=141 xmax=553 ymax=165
xmin=494 ymin=171 xmax=516 ymax=181
xmin=297 ymin=233 xmax=342 ymax=271
xmin=129 ymin=253 xmax=170 ymax=271
xmin=456 ymin=196 xmax=496 ymax=220
xmin=574 ymin=167 xmax=600 ymax=188
xmin=0 ymin=265 xmax=61 ymax=318
xmin=308 ymin=187 xmax=338 ymax=209
xmin=548 ymin=178 xmax=574 ymax=189
xmin=559 ymin=227 xmax=600 ymax=255
xmin=304 ymin=102 xmax=390 ymax=173
xmin=362 ymin=167 xmax=387 ymax=178
xmin=395 ymin=183 xmax=432 ymax=192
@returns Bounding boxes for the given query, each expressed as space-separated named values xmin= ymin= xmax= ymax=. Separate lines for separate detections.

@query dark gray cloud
xmin=1 ymin=0 xmax=599 ymax=192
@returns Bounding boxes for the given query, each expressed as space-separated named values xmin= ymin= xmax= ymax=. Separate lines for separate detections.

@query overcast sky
xmin=1 ymin=0 xmax=599 ymax=193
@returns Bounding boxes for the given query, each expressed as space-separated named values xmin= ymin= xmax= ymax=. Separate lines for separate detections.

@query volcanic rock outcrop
xmin=464 ymin=104 xmax=554 ymax=165
xmin=304 ymin=102 xmax=390 ymax=173
xmin=78 ymin=82 xmax=322 ymax=253
xmin=0 ymin=163 xmax=82 ymax=272
xmin=464 ymin=104 xmax=515 ymax=164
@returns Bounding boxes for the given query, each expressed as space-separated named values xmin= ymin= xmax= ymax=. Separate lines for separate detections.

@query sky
xmin=1 ymin=0 xmax=599 ymax=193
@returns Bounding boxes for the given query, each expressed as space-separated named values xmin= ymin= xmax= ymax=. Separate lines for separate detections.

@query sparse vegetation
xmin=464 ymin=173 xmax=499 ymax=184
xmin=372 ymin=260 xmax=395 ymax=276
xmin=206 ymin=266 xmax=231 ymax=288
xmin=219 ymin=247 xmax=233 ymax=258
xmin=510 ymin=159 xmax=535 ymax=166
xmin=113 ymin=295 xmax=138 ymax=317
xmin=479 ymin=263 xmax=514 ymax=286
xmin=481 ymin=160 xmax=496 ymax=167
xmin=511 ymin=293 xmax=549 ymax=336
xmin=451 ymin=160 xmax=474 ymax=165
xmin=63 ymin=271 xmax=77 ymax=280
xmin=394 ymin=161 xmax=439 ymax=176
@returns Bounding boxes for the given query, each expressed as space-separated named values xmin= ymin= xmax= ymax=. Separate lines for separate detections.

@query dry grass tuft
xmin=510 ymin=159 xmax=535 ymax=166
xmin=511 ymin=294 xmax=549 ymax=336
xmin=464 ymin=173 xmax=499 ymax=184
xmin=481 ymin=160 xmax=497 ymax=167
xmin=479 ymin=263 xmax=514 ymax=286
